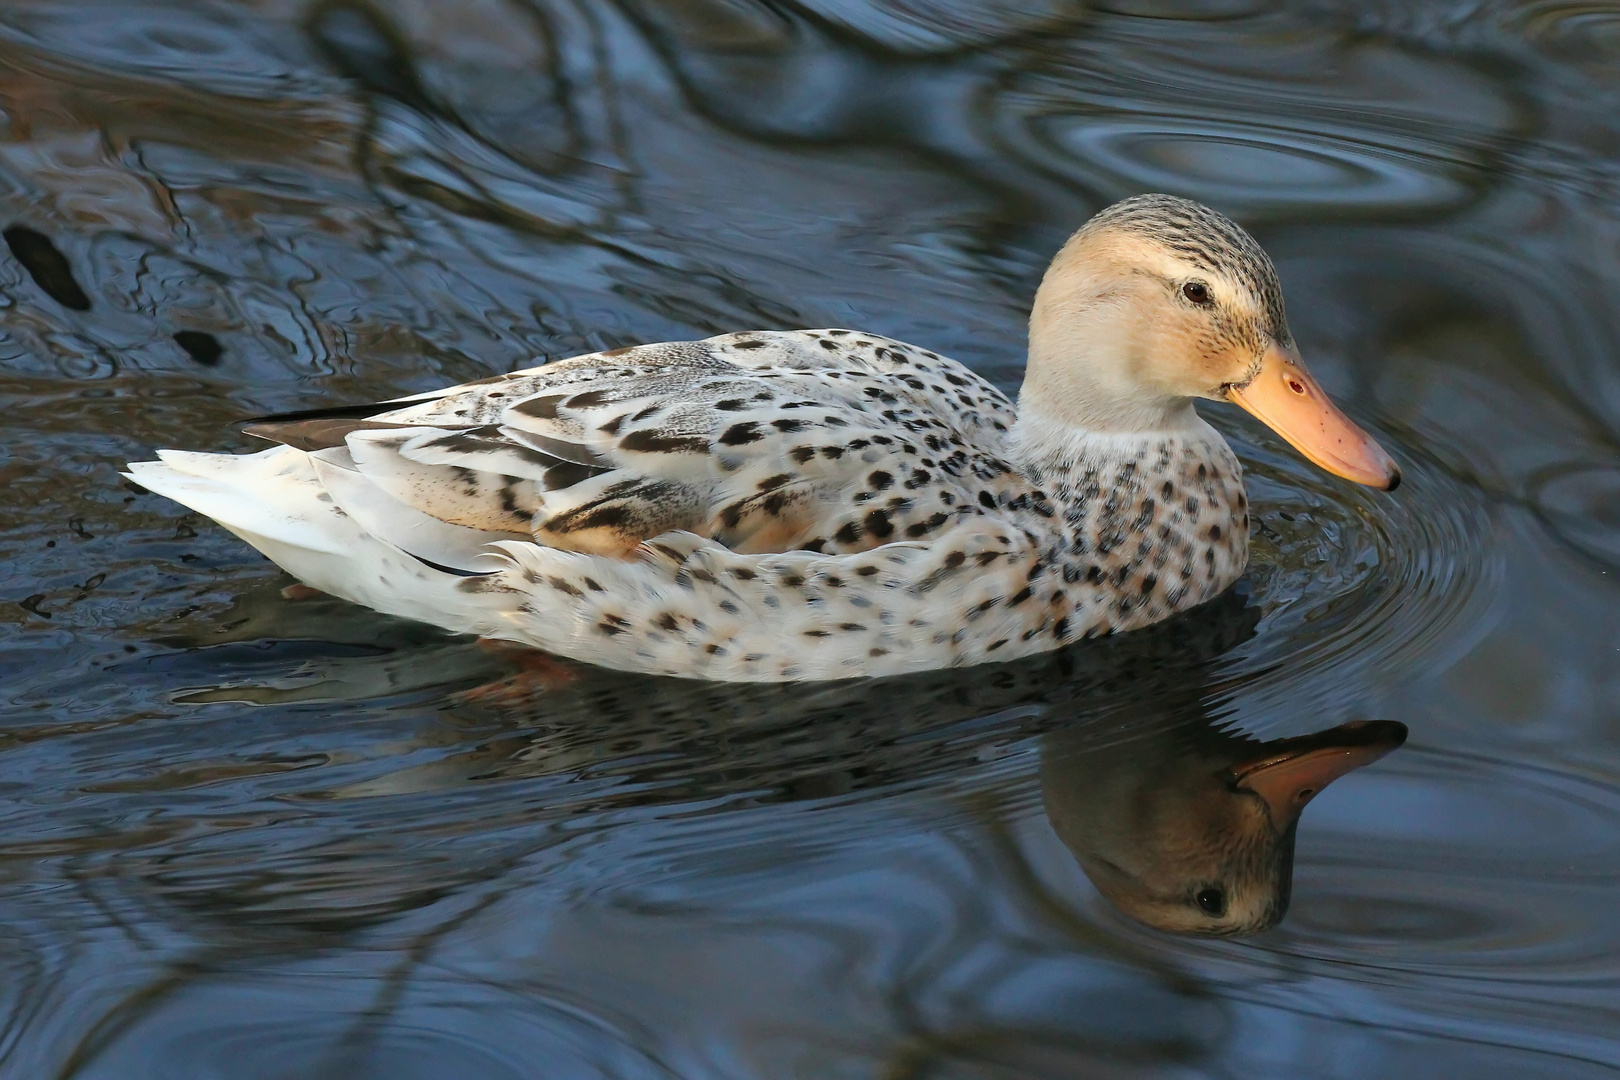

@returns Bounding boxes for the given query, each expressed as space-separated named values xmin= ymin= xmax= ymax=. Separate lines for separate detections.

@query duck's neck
xmin=1010 ymin=404 xmax=1251 ymax=629
xmin=1011 ymin=397 xmax=1208 ymax=468
xmin=1020 ymin=251 xmax=1190 ymax=433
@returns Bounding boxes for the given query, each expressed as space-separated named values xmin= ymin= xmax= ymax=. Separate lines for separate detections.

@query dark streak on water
xmin=0 ymin=0 xmax=1616 ymax=1077
xmin=4 ymin=225 xmax=91 ymax=311
xmin=171 ymin=330 xmax=223 ymax=367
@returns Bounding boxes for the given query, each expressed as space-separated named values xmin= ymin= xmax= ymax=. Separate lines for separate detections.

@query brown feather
xmin=243 ymin=418 xmax=420 ymax=453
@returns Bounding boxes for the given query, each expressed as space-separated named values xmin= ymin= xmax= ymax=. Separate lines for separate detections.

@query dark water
xmin=1 ymin=0 xmax=1618 ymax=1075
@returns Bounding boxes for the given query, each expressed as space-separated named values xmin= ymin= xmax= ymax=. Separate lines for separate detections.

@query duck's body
xmin=130 ymin=329 xmax=1247 ymax=680
xmin=128 ymin=196 xmax=1398 ymax=682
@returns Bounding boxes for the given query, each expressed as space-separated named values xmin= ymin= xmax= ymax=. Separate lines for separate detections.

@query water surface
xmin=2 ymin=0 xmax=1618 ymax=1076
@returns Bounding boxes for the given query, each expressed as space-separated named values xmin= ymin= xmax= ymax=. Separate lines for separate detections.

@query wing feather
xmin=308 ymin=449 xmax=525 ymax=573
xmin=238 ymin=330 xmax=1020 ymax=560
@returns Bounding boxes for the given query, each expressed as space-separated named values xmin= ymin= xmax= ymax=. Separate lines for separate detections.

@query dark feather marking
xmin=564 ymin=388 xmax=613 ymax=408
xmin=242 ymin=418 xmax=419 ymax=452
xmin=242 ymin=399 xmax=412 ymax=429
xmin=864 ymin=509 xmax=894 ymax=538
xmin=416 ymin=426 xmax=563 ymax=471
xmin=620 ymin=429 xmax=708 ymax=454
xmin=512 ymin=394 xmax=565 ymax=420
xmin=543 ymin=460 xmax=612 ymax=490
xmin=550 ymin=503 xmax=631 ymax=532
xmin=548 ymin=575 xmax=584 ymax=598
xmin=721 ymin=421 xmax=763 ymax=445
xmin=498 ymin=482 xmax=522 ymax=515
xmin=406 ymin=551 xmax=492 ymax=578
xmin=501 ymin=426 xmax=611 ymax=466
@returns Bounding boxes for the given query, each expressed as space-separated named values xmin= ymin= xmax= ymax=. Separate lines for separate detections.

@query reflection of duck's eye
xmin=1195 ymin=887 xmax=1226 ymax=917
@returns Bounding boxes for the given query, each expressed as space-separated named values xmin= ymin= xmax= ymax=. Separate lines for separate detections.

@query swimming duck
xmin=1043 ymin=717 xmax=1407 ymax=935
xmin=127 ymin=194 xmax=1399 ymax=682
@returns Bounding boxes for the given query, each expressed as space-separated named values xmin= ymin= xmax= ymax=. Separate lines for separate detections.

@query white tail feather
xmin=127 ymin=447 xmax=347 ymax=554
xmin=125 ymin=447 xmax=504 ymax=636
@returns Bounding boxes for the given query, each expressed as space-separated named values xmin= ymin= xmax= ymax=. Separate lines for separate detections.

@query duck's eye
xmin=1182 ymin=281 xmax=1212 ymax=305
xmin=1195 ymin=887 xmax=1226 ymax=917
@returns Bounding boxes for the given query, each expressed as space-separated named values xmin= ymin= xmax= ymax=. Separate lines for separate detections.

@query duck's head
xmin=1041 ymin=718 xmax=1407 ymax=935
xmin=1022 ymin=194 xmax=1400 ymax=490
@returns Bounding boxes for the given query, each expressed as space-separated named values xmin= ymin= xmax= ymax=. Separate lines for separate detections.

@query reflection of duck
xmin=149 ymin=583 xmax=1398 ymax=938
xmin=199 ymin=584 xmax=1397 ymax=938
xmin=127 ymin=195 xmax=1398 ymax=681
xmin=1042 ymin=716 xmax=1406 ymax=935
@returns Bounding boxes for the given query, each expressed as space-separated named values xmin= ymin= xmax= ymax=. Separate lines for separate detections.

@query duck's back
xmin=273 ymin=329 xmax=1022 ymax=560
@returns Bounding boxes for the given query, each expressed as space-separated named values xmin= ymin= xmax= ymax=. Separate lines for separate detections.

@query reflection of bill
xmin=1042 ymin=717 xmax=1405 ymax=935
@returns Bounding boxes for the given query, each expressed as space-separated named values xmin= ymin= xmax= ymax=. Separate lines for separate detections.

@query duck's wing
xmin=243 ymin=330 xmax=1022 ymax=562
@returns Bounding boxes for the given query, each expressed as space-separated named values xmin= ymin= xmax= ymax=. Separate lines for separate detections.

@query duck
xmin=1043 ymin=716 xmax=1407 ymax=935
xmin=126 ymin=194 xmax=1400 ymax=682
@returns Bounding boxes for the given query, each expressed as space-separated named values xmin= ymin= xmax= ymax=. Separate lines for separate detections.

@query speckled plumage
xmin=129 ymin=194 xmax=1353 ymax=683
xmin=129 ymin=328 xmax=1247 ymax=681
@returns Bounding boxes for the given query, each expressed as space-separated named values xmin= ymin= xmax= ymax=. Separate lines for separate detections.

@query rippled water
xmin=1 ymin=0 xmax=1618 ymax=1075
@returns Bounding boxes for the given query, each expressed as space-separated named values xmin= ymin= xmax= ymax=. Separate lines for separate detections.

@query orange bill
xmin=1228 ymin=344 xmax=1401 ymax=490
xmin=1230 ymin=720 xmax=1407 ymax=829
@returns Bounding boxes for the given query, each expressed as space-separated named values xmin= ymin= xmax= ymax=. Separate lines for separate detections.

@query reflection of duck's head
xmin=1042 ymin=718 xmax=1406 ymax=935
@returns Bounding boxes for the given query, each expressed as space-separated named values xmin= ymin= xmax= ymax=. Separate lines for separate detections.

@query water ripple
xmin=1216 ymin=412 xmax=1504 ymax=721
xmin=1284 ymin=750 xmax=1620 ymax=980
xmin=998 ymin=18 xmax=1521 ymax=217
